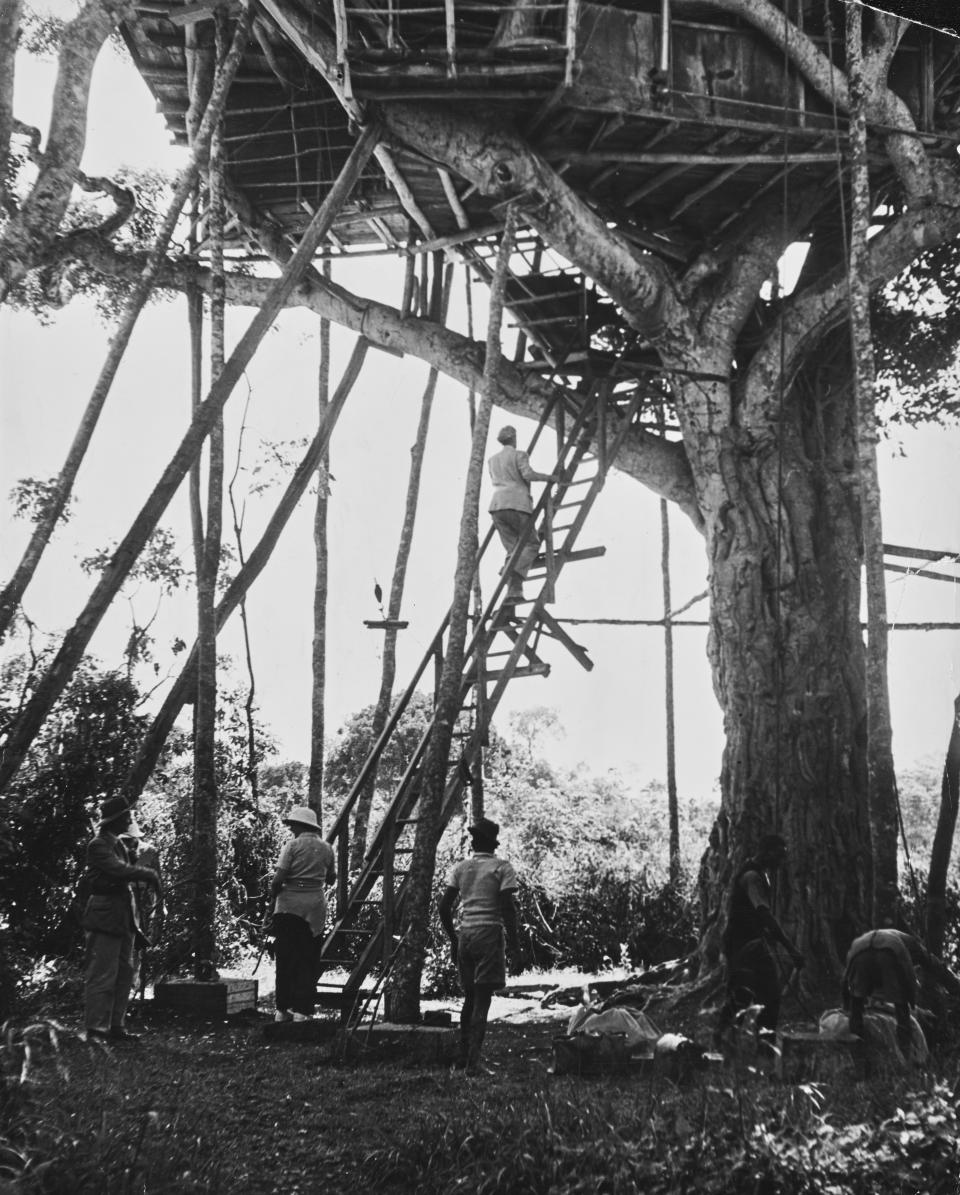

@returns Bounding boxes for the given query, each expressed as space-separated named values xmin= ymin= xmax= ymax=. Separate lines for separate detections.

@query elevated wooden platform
xmin=120 ymin=0 xmax=960 ymax=378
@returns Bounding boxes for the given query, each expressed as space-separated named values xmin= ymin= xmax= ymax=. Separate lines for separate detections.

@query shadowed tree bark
xmin=846 ymin=2 xmax=897 ymax=927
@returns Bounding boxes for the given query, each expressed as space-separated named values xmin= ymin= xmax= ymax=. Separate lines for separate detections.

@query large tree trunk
xmin=351 ymin=252 xmax=450 ymax=870
xmin=847 ymin=4 xmax=897 ymax=926
xmin=387 ymin=212 xmax=515 ymax=1022
xmin=926 ymin=693 xmax=960 ymax=956
xmin=697 ymin=351 xmax=872 ymax=990
xmin=0 ymin=126 xmax=380 ymax=796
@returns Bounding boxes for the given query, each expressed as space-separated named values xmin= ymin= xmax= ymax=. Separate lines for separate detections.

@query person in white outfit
xmin=269 ymin=806 xmax=335 ymax=1022
xmin=487 ymin=425 xmax=554 ymax=604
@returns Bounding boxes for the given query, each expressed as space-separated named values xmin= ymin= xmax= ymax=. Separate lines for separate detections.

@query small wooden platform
xmin=153 ymin=978 xmax=258 ymax=1017
xmin=332 ymin=1023 xmax=459 ymax=1065
xmin=776 ymin=1031 xmax=868 ymax=1083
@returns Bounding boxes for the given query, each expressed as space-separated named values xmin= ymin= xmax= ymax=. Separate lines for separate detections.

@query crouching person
xmin=843 ymin=927 xmax=960 ymax=1057
xmin=438 ymin=818 xmax=520 ymax=1073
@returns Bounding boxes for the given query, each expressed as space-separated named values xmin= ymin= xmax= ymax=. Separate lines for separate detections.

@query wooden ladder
xmin=314 ymin=379 xmax=647 ymax=1018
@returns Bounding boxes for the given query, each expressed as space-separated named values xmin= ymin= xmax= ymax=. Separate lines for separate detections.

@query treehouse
xmin=104 ymin=1 xmax=960 ymax=1015
xmin=122 ymin=0 xmax=960 ymax=381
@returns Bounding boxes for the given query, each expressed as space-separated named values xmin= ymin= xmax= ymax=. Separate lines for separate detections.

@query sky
xmin=2 ymin=24 xmax=959 ymax=811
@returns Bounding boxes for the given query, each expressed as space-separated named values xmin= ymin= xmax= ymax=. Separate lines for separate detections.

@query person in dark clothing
xmin=80 ymin=797 xmax=162 ymax=1042
xmin=843 ymin=927 xmax=960 ymax=1056
xmin=713 ymin=834 xmax=803 ymax=1050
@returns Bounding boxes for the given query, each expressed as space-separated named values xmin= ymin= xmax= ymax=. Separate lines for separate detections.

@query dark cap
xmin=496 ymin=426 xmax=517 ymax=445
xmin=99 ymin=796 xmax=134 ymax=827
xmin=469 ymin=817 xmax=500 ymax=845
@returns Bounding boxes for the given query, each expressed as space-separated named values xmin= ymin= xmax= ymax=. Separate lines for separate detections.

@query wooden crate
xmin=776 ymin=1031 xmax=868 ymax=1083
xmin=153 ymin=978 xmax=258 ymax=1017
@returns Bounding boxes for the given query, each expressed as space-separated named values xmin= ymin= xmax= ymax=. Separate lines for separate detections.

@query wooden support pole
xmin=564 ymin=0 xmax=578 ymax=87
xmin=543 ymin=492 xmax=556 ymax=604
xmin=445 ymin=0 xmax=457 ymax=78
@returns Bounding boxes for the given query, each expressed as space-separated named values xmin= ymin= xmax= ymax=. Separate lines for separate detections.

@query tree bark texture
xmin=388 ymin=211 xmax=516 ymax=1023
xmin=926 ymin=693 xmax=960 ymax=956
xmin=0 ymin=125 xmax=380 ymax=795
xmin=696 ymin=350 xmax=872 ymax=988
xmin=0 ymin=0 xmax=23 ymax=215
xmin=0 ymin=0 xmax=135 ymax=301
xmin=308 ymin=261 xmax=332 ymax=819
xmin=351 ymin=253 xmax=451 ymax=870
xmin=846 ymin=2 xmax=898 ymax=927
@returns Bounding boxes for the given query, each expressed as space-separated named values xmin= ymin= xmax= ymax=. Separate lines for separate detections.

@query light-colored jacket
xmin=488 ymin=446 xmax=538 ymax=513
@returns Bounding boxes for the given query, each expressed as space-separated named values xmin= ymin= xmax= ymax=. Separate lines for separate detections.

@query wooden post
xmin=564 ymin=0 xmax=579 ymax=87
xmin=597 ymin=383 xmax=607 ymax=480
xmin=444 ymin=0 xmax=457 ymax=79
xmin=543 ymin=492 xmax=556 ymax=604
xmin=338 ymin=829 xmax=349 ymax=918
xmin=333 ymin=0 xmax=352 ymax=99
xmin=382 ymin=816 xmax=394 ymax=964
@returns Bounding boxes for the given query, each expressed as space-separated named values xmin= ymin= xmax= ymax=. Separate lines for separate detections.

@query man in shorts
xmin=439 ymin=817 xmax=521 ymax=1072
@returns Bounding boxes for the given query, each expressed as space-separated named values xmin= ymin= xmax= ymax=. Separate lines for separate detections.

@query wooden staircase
xmin=316 ymin=379 xmax=647 ymax=1021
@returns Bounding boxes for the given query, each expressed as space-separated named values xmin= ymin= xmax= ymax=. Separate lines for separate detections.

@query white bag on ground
xmin=818 ymin=1006 xmax=928 ymax=1064
xmin=573 ymin=1007 xmax=661 ymax=1053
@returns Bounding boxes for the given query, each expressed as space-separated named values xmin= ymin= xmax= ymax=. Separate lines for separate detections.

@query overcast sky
xmin=2 ymin=23 xmax=959 ymax=809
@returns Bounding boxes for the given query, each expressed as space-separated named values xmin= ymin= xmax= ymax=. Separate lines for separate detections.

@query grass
xmin=3 ymin=994 xmax=960 ymax=1194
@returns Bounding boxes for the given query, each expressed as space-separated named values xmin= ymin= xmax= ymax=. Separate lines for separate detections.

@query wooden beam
xmin=165 ymin=0 xmax=242 ymax=27
xmin=538 ymin=609 xmax=593 ymax=671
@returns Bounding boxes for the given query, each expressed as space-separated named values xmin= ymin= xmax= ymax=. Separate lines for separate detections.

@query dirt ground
xmin=22 ymin=986 xmax=604 ymax=1193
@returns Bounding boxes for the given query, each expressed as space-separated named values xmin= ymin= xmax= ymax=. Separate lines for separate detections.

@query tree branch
xmin=0 ymin=0 xmax=24 ymax=214
xmin=0 ymin=0 xmax=137 ymax=301
xmin=35 ymin=226 xmax=701 ymax=525
xmin=742 ymin=199 xmax=960 ymax=431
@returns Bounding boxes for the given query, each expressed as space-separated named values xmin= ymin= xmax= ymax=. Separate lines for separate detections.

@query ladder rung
xmin=485 ymin=664 xmax=550 ymax=680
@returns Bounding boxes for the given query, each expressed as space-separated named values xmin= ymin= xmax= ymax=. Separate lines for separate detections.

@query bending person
xmin=843 ymin=927 xmax=960 ymax=1056
xmin=270 ymin=805 xmax=336 ymax=1023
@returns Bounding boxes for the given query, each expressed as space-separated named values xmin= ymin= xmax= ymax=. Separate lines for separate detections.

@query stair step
xmin=485 ymin=664 xmax=551 ymax=680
